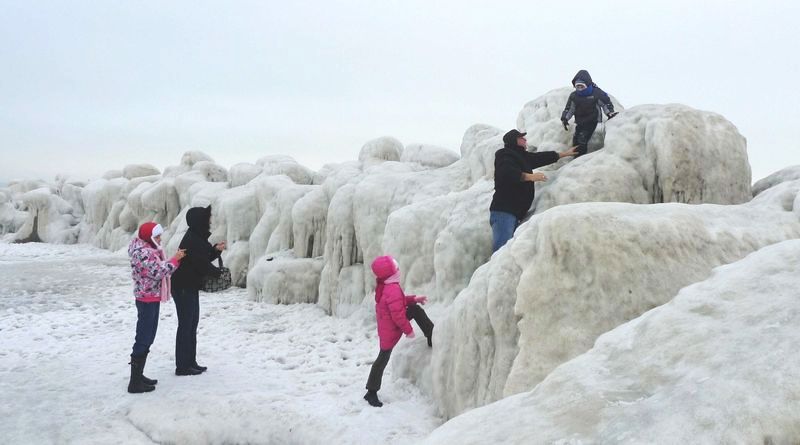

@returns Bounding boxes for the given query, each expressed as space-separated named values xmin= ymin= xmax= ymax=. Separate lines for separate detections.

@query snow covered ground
xmin=0 ymin=243 xmax=440 ymax=444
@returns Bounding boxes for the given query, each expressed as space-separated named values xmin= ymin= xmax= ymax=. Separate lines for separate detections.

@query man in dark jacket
xmin=560 ymin=69 xmax=618 ymax=157
xmin=489 ymin=130 xmax=576 ymax=252
xmin=171 ymin=205 xmax=225 ymax=375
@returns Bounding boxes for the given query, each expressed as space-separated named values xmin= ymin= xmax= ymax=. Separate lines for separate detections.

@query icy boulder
xmin=424 ymin=239 xmax=800 ymax=444
xmin=752 ymin=165 xmax=800 ymax=196
xmin=401 ymin=144 xmax=459 ymax=168
xmin=101 ymin=169 xmax=123 ymax=180
xmin=532 ymin=104 xmax=752 ymax=213
xmin=257 ymin=155 xmax=314 ymax=185
xmin=14 ymin=188 xmax=78 ymax=243
xmin=319 ymin=127 xmax=500 ymax=317
xmin=7 ymin=179 xmax=47 ymax=195
xmin=192 ymin=161 xmax=228 ymax=183
xmin=428 ymin=179 xmax=800 ymax=418
xmin=163 ymin=150 xmax=215 ymax=177
xmin=229 ymin=163 xmax=263 ymax=188
xmin=358 ymin=137 xmax=403 ymax=167
xmin=247 ymin=255 xmax=325 ymax=304
xmin=0 ymin=193 xmax=27 ymax=238
xmin=122 ymin=164 xmax=160 ymax=180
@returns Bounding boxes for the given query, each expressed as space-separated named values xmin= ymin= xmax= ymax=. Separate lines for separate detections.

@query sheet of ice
xmin=423 ymin=239 xmax=800 ymax=444
xmin=0 ymin=243 xmax=440 ymax=444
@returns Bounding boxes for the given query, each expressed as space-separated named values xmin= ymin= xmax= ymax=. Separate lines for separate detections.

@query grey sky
xmin=1 ymin=0 xmax=798 ymax=183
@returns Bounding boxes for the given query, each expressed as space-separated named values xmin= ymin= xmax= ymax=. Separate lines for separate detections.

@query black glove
xmin=607 ymin=112 xmax=618 ymax=120
xmin=561 ymin=119 xmax=569 ymax=131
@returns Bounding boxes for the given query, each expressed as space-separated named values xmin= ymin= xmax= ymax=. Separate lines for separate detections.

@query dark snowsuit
xmin=171 ymin=206 xmax=221 ymax=372
xmin=561 ymin=70 xmax=616 ymax=156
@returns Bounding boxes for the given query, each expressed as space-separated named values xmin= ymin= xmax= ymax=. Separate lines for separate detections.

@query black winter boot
xmin=128 ymin=356 xmax=156 ymax=394
xmin=191 ymin=362 xmax=207 ymax=373
xmin=175 ymin=367 xmax=203 ymax=376
xmin=364 ymin=390 xmax=383 ymax=407
xmin=140 ymin=353 xmax=157 ymax=385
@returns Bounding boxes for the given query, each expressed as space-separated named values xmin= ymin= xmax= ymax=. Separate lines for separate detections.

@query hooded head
xmin=502 ymin=129 xmax=527 ymax=149
xmin=371 ymin=255 xmax=399 ymax=280
xmin=137 ymin=221 xmax=164 ymax=249
xmin=571 ymin=69 xmax=593 ymax=87
xmin=186 ymin=205 xmax=212 ymax=238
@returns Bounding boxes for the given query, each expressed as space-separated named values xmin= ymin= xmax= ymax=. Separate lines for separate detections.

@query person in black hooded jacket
xmin=560 ymin=70 xmax=618 ymax=157
xmin=171 ymin=205 xmax=226 ymax=376
xmin=489 ymin=130 xmax=577 ymax=252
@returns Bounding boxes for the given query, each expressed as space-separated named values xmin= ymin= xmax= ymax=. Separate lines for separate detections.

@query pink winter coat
xmin=372 ymin=255 xmax=418 ymax=350
xmin=375 ymin=282 xmax=419 ymax=350
xmin=128 ymin=237 xmax=180 ymax=303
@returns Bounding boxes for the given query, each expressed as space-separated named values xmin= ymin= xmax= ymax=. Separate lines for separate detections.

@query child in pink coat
xmin=127 ymin=222 xmax=185 ymax=393
xmin=364 ymin=255 xmax=434 ymax=407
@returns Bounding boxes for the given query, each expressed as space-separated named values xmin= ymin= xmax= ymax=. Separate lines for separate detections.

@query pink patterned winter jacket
xmin=128 ymin=237 xmax=180 ymax=303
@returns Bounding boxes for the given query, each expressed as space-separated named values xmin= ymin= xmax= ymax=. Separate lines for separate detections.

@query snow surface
xmin=0 ymin=243 xmax=440 ymax=444
xmin=423 ymin=238 xmax=800 ymax=444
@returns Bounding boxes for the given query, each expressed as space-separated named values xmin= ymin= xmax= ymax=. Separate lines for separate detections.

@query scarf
xmin=577 ymin=84 xmax=594 ymax=97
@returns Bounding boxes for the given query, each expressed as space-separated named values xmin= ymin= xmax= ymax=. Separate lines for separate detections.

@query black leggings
xmin=366 ymin=305 xmax=434 ymax=391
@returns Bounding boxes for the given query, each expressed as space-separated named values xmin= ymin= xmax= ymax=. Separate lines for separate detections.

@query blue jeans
xmin=490 ymin=211 xmax=519 ymax=252
xmin=172 ymin=287 xmax=200 ymax=369
xmin=132 ymin=301 xmax=160 ymax=357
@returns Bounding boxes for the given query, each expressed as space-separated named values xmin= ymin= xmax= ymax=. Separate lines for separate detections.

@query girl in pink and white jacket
xmin=126 ymin=222 xmax=185 ymax=393
xmin=364 ymin=255 xmax=434 ymax=407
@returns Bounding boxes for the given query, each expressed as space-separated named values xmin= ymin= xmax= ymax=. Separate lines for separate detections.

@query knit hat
xmin=574 ymin=80 xmax=587 ymax=88
xmin=137 ymin=222 xmax=164 ymax=248
xmin=371 ymin=255 xmax=399 ymax=280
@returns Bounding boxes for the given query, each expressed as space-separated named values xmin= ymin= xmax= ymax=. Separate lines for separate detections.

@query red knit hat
xmin=137 ymin=222 xmax=163 ymax=248
xmin=371 ymin=255 xmax=398 ymax=280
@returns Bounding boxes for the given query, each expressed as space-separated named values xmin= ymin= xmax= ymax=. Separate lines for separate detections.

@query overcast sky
xmin=1 ymin=0 xmax=798 ymax=183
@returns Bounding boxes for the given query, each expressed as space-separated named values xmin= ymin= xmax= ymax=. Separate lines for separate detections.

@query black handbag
xmin=202 ymin=257 xmax=232 ymax=292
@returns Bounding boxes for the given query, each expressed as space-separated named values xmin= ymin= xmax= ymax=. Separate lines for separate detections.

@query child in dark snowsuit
xmin=127 ymin=222 xmax=185 ymax=393
xmin=561 ymin=69 xmax=618 ymax=156
xmin=364 ymin=255 xmax=434 ymax=407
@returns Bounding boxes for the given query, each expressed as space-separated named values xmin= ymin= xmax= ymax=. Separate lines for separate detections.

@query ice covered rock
xmin=247 ymin=254 xmax=325 ymax=304
xmin=531 ymin=103 xmax=751 ymax=213
xmin=229 ymin=163 xmax=263 ymax=188
xmin=192 ymin=161 xmax=228 ymax=183
xmin=7 ymin=179 xmax=47 ymax=195
xmin=358 ymin=137 xmax=403 ymax=167
xmin=320 ymin=127 xmax=500 ymax=316
xmin=0 ymin=193 xmax=27 ymax=238
xmin=122 ymin=164 xmax=160 ymax=180
xmin=401 ymin=144 xmax=459 ymax=168
xmin=257 ymin=155 xmax=314 ymax=185
xmin=424 ymin=239 xmax=800 ymax=444
xmin=429 ymin=179 xmax=800 ymax=418
xmin=752 ymin=165 xmax=800 ymax=196
xmin=14 ymin=188 xmax=78 ymax=243
xmin=101 ymin=169 xmax=123 ymax=180
xmin=80 ymin=178 xmax=128 ymax=231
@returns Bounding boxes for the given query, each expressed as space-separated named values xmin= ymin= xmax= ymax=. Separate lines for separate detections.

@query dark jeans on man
xmin=132 ymin=301 xmax=160 ymax=357
xmin=172 ymin=287 xmax=200 ymax=369
xmin=366 ymin=304 xmax=435 ymax=391
xmin=573 ymin=121 xmax=598 ymax=156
